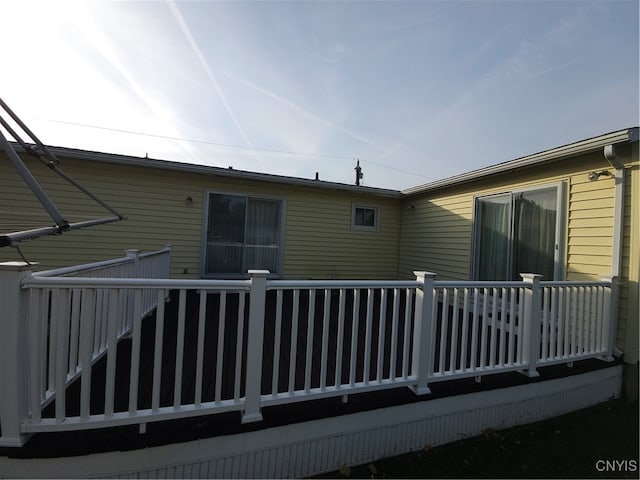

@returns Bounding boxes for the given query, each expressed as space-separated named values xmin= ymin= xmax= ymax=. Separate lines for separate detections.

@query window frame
xmin=201 ymin=190 xmax=286 ymax=278
xmin=471 ymin=182 xmax=566 ymax=281
xmin=351 ymin=204 xmax=379 ymax=232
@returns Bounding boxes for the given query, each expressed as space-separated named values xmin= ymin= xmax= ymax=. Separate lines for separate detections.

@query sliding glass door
xmin=476 ymin=194 xmax=511 ymax=280
xmin=244 ymin=198 xmax=281 ymax=271
xmin=513 ymin=187 xmax=558 ymax=281
xmin=204 ymin=193 xmax=282 ymax=276
xmin=474 ymin=185 xmax=561 ymax=281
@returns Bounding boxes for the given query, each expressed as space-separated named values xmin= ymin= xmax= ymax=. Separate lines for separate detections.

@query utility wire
xmin=38 ymin=118 xmax=354 ymax=160
xmin=361 ymin=159 xmax=435 ymax=180
xmin=14 ymin=244 xmax=32 ymax=265
xmin=34 ymin=117 xmax=435 ymax=180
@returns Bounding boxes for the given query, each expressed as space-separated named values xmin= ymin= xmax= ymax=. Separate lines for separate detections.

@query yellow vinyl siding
xmin=398 ymin=192 xmax=473 ymax=280
xmin=399 ymin=151 xmax=620 ymax=282
xmin=568 ymin=236 xmax=613 ymax=247
xmin=566 ymin=173 xmax=615 ymax=279
xmin=1 ymin=157 xmax=206 ymax=275
xmin=568 ymin=217 xmax=615 ymax=228
xmin=284 ymin=193 xmax=401 ymax=279
xmin=0 ymin=153 xmax=401 ymax=279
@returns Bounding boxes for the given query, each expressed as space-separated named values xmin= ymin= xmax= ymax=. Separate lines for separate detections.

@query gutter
xmin=403 ymin=127 xmax=639 ymax=196
xmin=14 ymin=144 xmax=402 ymax=199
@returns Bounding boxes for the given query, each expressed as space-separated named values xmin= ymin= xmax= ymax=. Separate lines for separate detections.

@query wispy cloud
xmin=221 ymin=70 xmax=381 ymax=150
xmin=3 ymin=0 xmax=636 ymax=192
xmin=310 ymin=36 xmax=358 ymax=64
xmin=165 ymin=0 xmax=263 ymax=170
xmin=70 ymin=1 xmax=198 ymax=162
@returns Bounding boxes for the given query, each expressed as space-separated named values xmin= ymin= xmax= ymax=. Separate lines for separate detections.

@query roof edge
xmin=402 ymin=127 xmax=639 ymax=196
xmin=10 ymin=143 xmax=403 ymax=198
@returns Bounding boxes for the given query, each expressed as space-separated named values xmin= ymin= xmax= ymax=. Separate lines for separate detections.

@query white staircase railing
xmin=0 ymin=247 xmax=171 ymax=446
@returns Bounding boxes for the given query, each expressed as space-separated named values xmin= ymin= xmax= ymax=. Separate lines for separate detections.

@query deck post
xmin=520 ymin=274 xmax=542 ymax=378
xmin=242 ymin=270 xmax=269 ymax=423
xmin=123 ymin=250 xmax=140 ymax=332
xmin=125 ymin=249 xmax=141 ymax=275
xmin=600 ymin=276 xmax=618 ymax=362
xmin=410 ymin=271 xmax=437 ymax=395
xmin=161 ymin=244 xmax=173 ymax=278
xmin=0 ymin=262 xmax=36 ymax=447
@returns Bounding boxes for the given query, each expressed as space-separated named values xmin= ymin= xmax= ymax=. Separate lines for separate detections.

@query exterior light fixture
xmin=185 ymin=196 xmax=193 ymax=205
xmin=588 ymin=170 xmax=612 ymax=181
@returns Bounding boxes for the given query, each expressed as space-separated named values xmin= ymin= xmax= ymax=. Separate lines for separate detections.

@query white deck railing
xmin=0 ymin=256 xmax=618 ymax=446
xmin=33 ymin=246 xmax=171 ymax=321
xmin=260 ymin=279 xmax=424 ymax=409
xmin=24 ymin=247 xmax=173 ymax=417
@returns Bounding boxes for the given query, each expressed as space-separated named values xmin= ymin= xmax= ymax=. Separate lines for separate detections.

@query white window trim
xmin=201 ymin=189 xmax=286 ymax=278
xmin=471 ymin=182 xmax=566 ymax=281
xmin=351 ymin=204 xmax=379 ymax=232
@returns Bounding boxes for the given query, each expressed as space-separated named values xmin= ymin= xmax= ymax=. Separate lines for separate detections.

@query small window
xmin=352 ymin=205 xmax=378 ymax=231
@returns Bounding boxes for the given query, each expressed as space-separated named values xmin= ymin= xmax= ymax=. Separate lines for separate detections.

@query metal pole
xmin=1 ymin=217 xmax=124 ymax=247
xmin=0 ymin=97 xmax=126 ymax=245
xmin=0 ymin=128 xmax=69 ymax=230
xmin=0 ymin=106 xmax=125 ymax=220
xmin=0 ymin=97 xmax=53 ymax=159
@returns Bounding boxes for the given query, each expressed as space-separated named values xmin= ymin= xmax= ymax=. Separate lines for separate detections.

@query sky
xmin=1 ymin=0 xmax=638 ymax=191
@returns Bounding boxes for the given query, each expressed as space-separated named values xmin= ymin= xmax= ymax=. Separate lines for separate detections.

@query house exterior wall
xmin=0 ymin=154 xmax=402 ymax=280
xmin=1 ymin=139 xmax=637 ymax=361
xmin=283 ymin=192 xmax=401 ymax=279
xmin=622 ymin=147 xmax=639 ymax=364
xmin=400 ymin=191 xmax=473 ymax=280
xmin=398 ymin=144 xmax=639 ymax=361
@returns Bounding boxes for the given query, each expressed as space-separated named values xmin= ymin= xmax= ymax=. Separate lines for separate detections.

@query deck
xmin=4 ymin=282 xmax=619 ymax=458
xmin=0 ymin=248 xmax=622 ymax=476
xmin=5 ymin=288 xmax=619 ymax=457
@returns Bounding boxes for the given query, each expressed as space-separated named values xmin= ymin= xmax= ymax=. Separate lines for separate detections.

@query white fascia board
xmin=11 ymin=144 xmax=402 ymax=199
xmin=402 ymin=127 xmax=639 ymax=196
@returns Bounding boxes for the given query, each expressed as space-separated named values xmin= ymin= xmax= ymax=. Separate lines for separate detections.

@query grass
xmin=315 ymin=397 xmax=639 ymax=479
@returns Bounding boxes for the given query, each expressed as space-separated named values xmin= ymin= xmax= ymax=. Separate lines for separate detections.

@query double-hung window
xmin=352 ymin=205 xmax=379 ymax=231
xmin=204 ymin=193 xmax=282 ymax=276
xmin=473 ymin=184 xmax=564 ymax=281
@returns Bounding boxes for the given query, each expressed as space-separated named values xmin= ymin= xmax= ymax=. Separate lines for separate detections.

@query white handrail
xmin=540 ymin=280 xmax=612 ymax=287
xmin=32 ymin=246 xmax=171 ymax=277
xmin=33 ymin=257 xmax=137 ymax=277
xmin=434 ymin=280 xmax=528 ymax=288
xmin=23 ymin=277 xmax=251 ymax=289
xmin=267 ymin=279 xmax=421 ymax=289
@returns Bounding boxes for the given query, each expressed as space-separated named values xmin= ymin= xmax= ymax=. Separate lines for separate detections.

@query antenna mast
xmin=354 ymin=159 xmax=363 ymax=186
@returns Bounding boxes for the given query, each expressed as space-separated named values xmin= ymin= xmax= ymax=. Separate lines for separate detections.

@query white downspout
xmin=604 ymin=144 xmax=625 ymax=278
xmin=603 ymin=144 xmax=624 ymax=357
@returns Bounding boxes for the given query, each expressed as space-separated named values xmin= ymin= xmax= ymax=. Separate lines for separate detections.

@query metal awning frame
xmin=0 ymin=97 xmax=126 ymax=247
